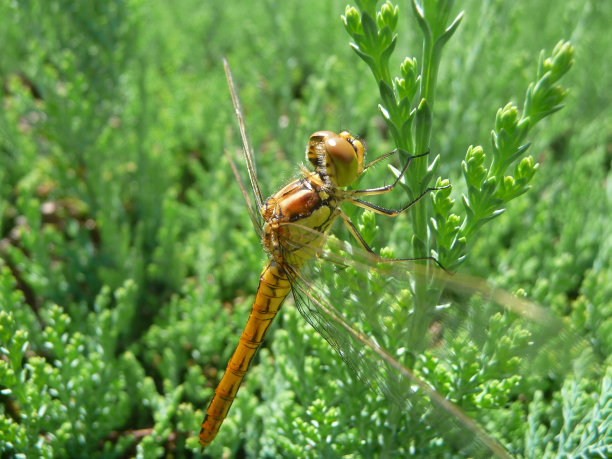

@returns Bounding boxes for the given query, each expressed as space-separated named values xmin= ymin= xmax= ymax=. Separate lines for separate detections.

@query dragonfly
xmin=199 ymin=58 xmax=590 ymax=457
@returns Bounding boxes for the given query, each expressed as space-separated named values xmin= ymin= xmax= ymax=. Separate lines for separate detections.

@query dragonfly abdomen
xmin=200 ymin=260 xmax=291 ymax=448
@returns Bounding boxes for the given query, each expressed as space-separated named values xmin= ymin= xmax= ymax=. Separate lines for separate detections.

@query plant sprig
xmin=434 ymin=40 xmax=574 ymax=269
xmin=343 ymin=1 xmax=574 ymax=272
xmin=343 ymin=0 xmax=461 ymax=267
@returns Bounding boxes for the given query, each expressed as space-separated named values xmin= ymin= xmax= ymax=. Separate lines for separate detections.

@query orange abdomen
xmin=199 ymin=260 xmax=291 ymax=448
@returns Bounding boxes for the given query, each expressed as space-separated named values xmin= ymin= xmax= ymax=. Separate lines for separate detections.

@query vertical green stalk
xmin=343 ymin=1 xmax=461 ymax=265
xmin=407 ymin=1 xmax=462 ymax=315
xmin=343 ymin=0 xmax=462 ymax=369
xmin=409 ymin=1 xmax=462 ymax=264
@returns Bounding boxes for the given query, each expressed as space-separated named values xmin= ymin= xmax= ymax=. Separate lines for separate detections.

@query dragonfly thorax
xmin=261 ymin=171 xmax=342 ymax=268
xmin=306 ymin=131 xmax=365 ymax=187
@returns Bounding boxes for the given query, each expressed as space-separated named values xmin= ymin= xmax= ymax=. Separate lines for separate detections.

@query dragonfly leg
xmin=338 ymin=209 xmax=376 ymax=254
xmin=362 ymin=148 xmax=398 ymax=170
xmin=339 ymin=209 xmax=448 ymax=271
xmin=347 ymin=182 xmax=450 ymax=218
xmin=353 ymin=149 xmax=431 ymax=197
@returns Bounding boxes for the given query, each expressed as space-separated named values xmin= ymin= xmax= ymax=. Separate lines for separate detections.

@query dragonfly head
xmin=306 ymin=131 xmax=365 ymax=187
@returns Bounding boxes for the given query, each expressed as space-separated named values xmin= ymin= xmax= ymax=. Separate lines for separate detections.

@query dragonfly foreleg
xmin=362 ymin=148 xmax=398 ymax=170
xmin=353 ymin=149 xmax=431 ymax=197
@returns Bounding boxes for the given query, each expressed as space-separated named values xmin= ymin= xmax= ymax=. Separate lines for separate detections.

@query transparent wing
xmin=224 ymin=148 xmax=264 ymax=237
xmin=223 ymin=58 xmax=265 ymax=231
xmin=279 ymin=223 xmax=595 ymax=457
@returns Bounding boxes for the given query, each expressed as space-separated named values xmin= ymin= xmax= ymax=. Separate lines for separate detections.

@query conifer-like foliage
xmin=1 ymin=0 xmax=611 ymax=457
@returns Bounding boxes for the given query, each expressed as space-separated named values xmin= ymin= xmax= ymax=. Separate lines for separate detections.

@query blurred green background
xmin=1 ymin=0 xmax=611 ymax=457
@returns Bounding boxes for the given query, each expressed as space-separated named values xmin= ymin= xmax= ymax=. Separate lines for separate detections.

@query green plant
xmin=1 ymin=0 xmax=611 ymax=457
xmin=332 ymin=1 xmax=607 ymax=457
xmin=343 ymin=0 xmax=573 ymax=271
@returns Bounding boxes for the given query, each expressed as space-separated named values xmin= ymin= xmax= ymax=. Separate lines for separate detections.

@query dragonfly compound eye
xmin=306 ymin=131 xmax=364 ymax=187
xmin=325 ymin=134 xmax=360 ymax=187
